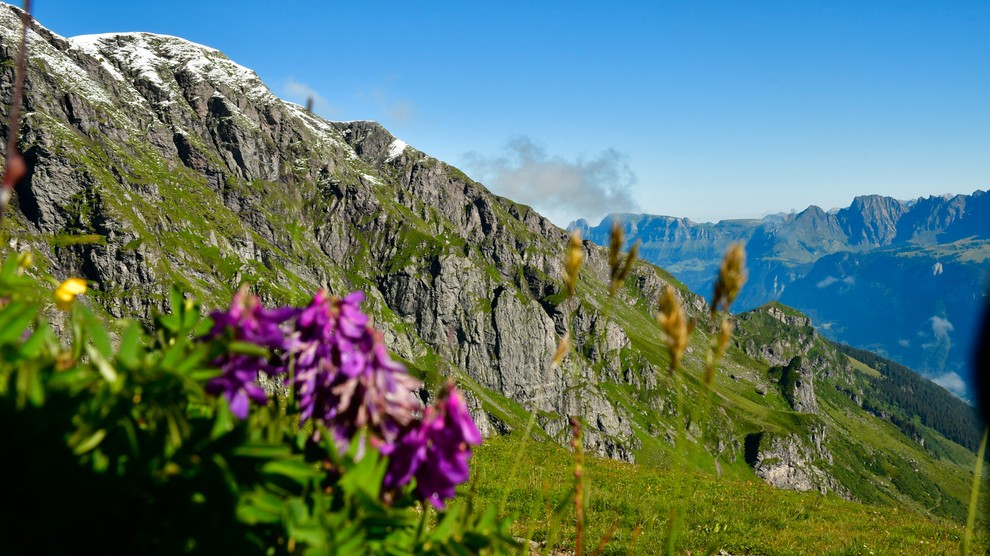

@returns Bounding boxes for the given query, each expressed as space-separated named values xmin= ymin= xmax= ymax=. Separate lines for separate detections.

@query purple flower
xmin=204 ymin=354 xmax=269 ymax=419
xmin=207 ymin=287 xmax=297 ymax=352
xmin=203 ymin=286 xmax=297 ymax=419
xmin=291 ymin=291 xmax=423 ymax=448
xmin=384 ymin=383 xmax=482 ymax=509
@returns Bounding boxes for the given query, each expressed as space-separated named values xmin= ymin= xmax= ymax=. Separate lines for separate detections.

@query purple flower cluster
xmin=204 ymin=287 xmax=297 ymax=419
xmin=202 ymin=287 xmax=482 ymax=509
xmin=384 ymin=383 xmax=482 ymax=509
xmin=291 ymin=291 xmax=422 ymax=448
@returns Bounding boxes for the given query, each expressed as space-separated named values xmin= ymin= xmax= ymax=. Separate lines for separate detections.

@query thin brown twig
xmin=1 ymin=0 xmax=33 ymax=213
xmin=571 ymin=416 xmax=585 ymax=556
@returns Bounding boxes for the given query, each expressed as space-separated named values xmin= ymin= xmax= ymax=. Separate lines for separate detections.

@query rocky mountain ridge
xmin=0 ymin=3 xmax=982 ymax=522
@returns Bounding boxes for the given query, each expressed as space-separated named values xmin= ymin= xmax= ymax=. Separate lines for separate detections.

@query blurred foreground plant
xmin=0 ymin=255 xmax=516 ymax=554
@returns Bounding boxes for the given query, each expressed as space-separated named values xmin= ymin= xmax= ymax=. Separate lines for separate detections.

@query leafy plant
xmin=0 ymin=255 xmax=517 ymax=554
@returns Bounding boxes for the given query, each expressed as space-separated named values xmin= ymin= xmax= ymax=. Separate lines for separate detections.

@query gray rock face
xmin=0 ymin=5 xmax=678 ymax=463
xmin=780 ymin=356 xmax=819 ymax=414
xmin=748 ymin=426 xmax=848 ymax=498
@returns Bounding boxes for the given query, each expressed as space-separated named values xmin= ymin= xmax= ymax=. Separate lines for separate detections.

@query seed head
xmin=563 ymin=230 xmax=584 ymax=298
xmin=608 ymin=219 xmax=639 ymax=296
xmin=551 ymin=332 xmax=571 ymax=367
xmin=657 ymin=286 xmax=692 ymax=373
xmin=608 ymin=220 xmax=624 ymax=276
xmin=711 ymin=243 xmax=746 ymax=319
xmin=715 ymin=316 xmax=734 ymax=362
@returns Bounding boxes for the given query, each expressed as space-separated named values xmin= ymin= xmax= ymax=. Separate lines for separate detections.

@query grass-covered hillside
xmin=472 ymin=434 xmax=988 ymax=555
xmin=0 ymin=5 xmax=986 ymax=553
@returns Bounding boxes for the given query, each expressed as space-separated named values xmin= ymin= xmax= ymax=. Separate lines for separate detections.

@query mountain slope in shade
xmin=578 ymin=191 xmax=990 ymax=396
xmin=0 ymin=3 xmax=984 ymax=523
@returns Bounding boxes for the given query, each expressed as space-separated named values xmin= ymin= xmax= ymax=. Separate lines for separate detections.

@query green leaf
xmin=120 ymin=416 xmax=140 ymax=458
xmin=86 ymin=344 xmax=120 ymax=390
xmin=73 ymin=428 xmax=107 ymax=455
xmin=0 ymin=253 xmax=19 ymax=277
xmin=333 ymin=523 xmax=368 ymax=556
xmin=15 ymin=363 xmax=45 ymax=408
xmin=180 ymin=297 xmax=200 ymax=331
xmin=79 ymin=304 xmax=112 ymax=358
xmin=262 ymin=459 xmax=321 ymax=486
xmin=19 ymin=321 xmax=54 ymax=359
xmin=193 ymin=315 xmax=214 ymax=336
xmin=159 ymin=337 xmax=190 ymax=370
xmin=228 ymin=341 xmax=270 ymax=358
xmin=428 ymin=505 xmax=463 ymax=541
xmin=236 ymin=489 xmax=283 ymax=525
xmin=210 ymin=400 xmax=236 ymax=440
xmin=211 ymin=453 xmax=239 ymax=494
xmin=170 ymin=286 xmax=185 ymax=321
xmin=188 ymin=368 xmax=223 ymax=382
xmin=337 ymin=441 xmax=387 ymax=500
xmin=116 ymin=321 xmax=142 ymax=369
xmin=0 ymin=302 xmax=37 ymax=344
xmin=233 ymin=443 xmax=292 ymax=459
xmin=175 ymin=343 xmax=210 ymax=374
xmin=26 ymin=364 xmax=44 ymax=406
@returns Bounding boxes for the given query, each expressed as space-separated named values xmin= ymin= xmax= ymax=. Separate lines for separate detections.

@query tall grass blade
xmin=962 ymin=426 xmax=988 ymax=556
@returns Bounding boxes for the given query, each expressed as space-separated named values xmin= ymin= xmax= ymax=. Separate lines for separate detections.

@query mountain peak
xmin=838 ymin=194 xmax=908 ymax=246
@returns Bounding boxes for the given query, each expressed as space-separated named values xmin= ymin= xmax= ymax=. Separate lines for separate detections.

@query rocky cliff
xmin=0 ymin=4 xmax=688 ymax=461
xmin=0 ymin=4 xmax=981 ymax=520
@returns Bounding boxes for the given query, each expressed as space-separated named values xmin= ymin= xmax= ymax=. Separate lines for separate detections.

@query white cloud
xmin=461 ymin=136 xmax=638 ymax=226
xmin=898 ymin=339 xmax=911 ymax=347
xmin=931 ymin=371 xmax=967 ymax=398
xmin=281 ymin=77 xmax=336 ymax=116
xmin=816 ymin=276 xmax=838 ymax=288
xmin=929 ymin=316 xmax=954 ymax=341
xmin=815 ymin=275 xmax=854 ymax=289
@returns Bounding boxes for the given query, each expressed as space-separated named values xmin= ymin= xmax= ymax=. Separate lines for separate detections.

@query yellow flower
xmin=54 ymin=278 xmax=87 ymax=311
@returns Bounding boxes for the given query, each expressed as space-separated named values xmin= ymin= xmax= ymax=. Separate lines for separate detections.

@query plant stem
xmin=962 ymin=427 xmax=988 ymax=556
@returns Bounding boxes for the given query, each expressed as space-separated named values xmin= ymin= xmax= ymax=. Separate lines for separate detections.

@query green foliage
xmin=834 ymin=342 xmax=985 ymax=454
xmin=0 ymin=256 xmax=516 ymax=554
xmin=472 ymin=434 xmax=988 ymax=555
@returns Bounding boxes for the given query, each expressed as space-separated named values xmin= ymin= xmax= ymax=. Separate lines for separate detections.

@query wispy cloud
xmin=815 ymin=275 xmax=854 ymax=289
xmin=462 ymin=136 xmax=638 ymax=226
xmin=931 ymin=371 xmax=967 ymax=398
xmin=929 ymin=315 xmax=954 ymax=341
xmin=281 ymin=77 xmax=337 ymax=116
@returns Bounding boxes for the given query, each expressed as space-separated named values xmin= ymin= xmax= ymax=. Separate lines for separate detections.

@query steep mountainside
xmin=0 ymin=4 xmax=983 ymax=523
xmin=577 ymin=192 xmax=990 ymax=396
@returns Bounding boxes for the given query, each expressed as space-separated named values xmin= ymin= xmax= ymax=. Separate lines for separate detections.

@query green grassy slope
xmin=470 ymin=434 xmax=989 ymax=555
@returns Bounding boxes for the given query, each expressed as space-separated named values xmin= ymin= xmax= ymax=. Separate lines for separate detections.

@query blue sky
xmin=34 ymin=1 xmax=990 ymax=226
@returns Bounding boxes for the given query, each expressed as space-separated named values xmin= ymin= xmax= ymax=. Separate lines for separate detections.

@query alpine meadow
xmin=0 ymin=2 xmax=987 ymax=555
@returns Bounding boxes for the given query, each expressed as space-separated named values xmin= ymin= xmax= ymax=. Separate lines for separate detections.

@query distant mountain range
xmin=574 ymin=191 xmax=990 ymax=397
xmin=1 ymin=3 xmax=984 ymax=521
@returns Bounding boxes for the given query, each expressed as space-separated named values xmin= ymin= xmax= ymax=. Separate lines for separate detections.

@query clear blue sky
xmin=32 ymin=1 xmax=990 ymax=226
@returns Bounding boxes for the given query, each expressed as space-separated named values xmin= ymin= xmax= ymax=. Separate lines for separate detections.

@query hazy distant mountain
xmin=576 ymin=191 xmax=990 ymax=397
